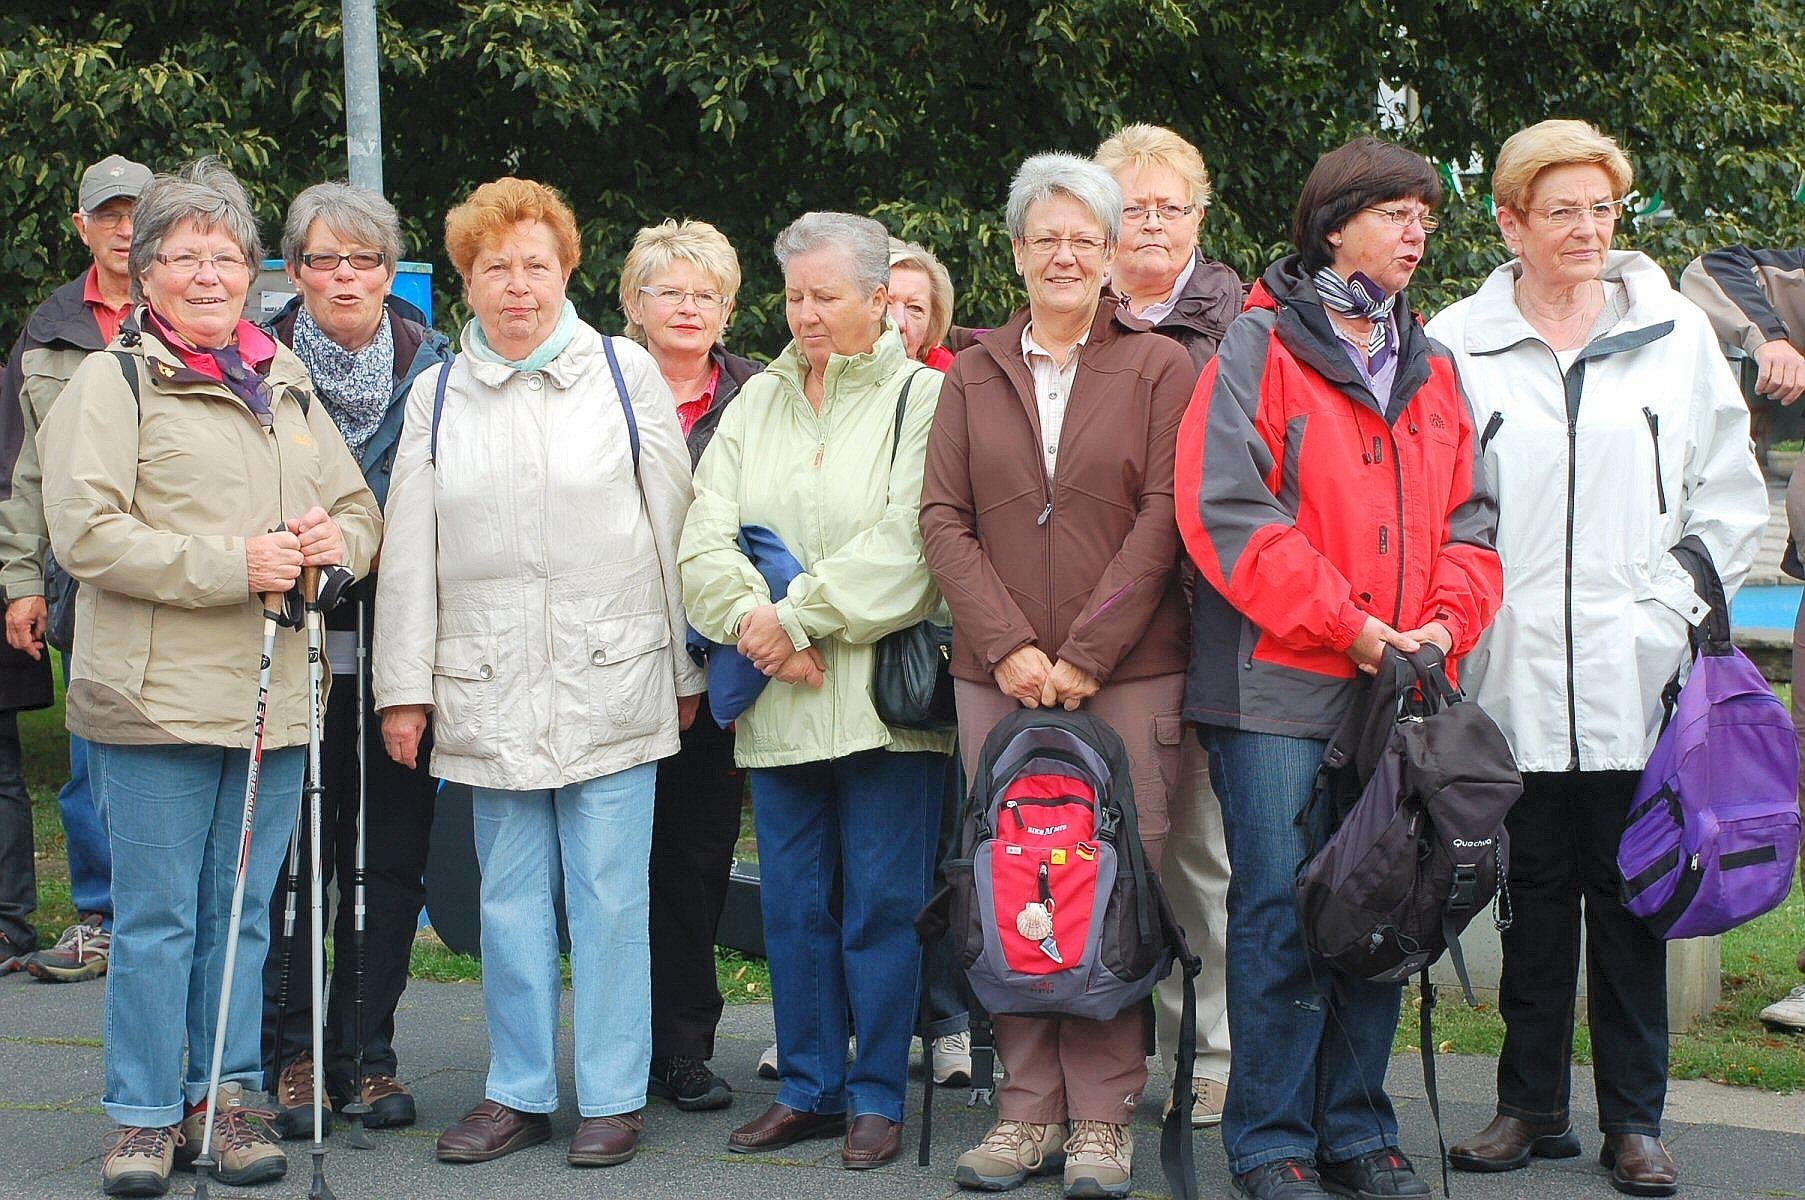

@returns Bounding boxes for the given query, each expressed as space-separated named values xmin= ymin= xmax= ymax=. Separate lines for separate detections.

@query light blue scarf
xmin=463 ymin=299 xmax=580 ymax=372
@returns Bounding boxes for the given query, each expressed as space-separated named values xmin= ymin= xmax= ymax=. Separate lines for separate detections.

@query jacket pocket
xmin=586 ymin=610 xmax=672 ymax=739
xmin=431 ymin=634 xmax=498 ymax=756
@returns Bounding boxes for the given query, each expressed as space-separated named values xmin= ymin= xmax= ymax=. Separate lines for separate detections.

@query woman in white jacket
xmin=373 ymin=178 xmax=704 ymax=1170
xmin=1425 ymin=121 xmax=1767 ymax=1198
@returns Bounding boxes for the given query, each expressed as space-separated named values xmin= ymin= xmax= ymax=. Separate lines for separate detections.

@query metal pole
xmin=342 ymin=0 xmax=383 ymax=192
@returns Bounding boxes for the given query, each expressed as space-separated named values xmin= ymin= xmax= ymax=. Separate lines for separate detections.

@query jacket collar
xmin=766 ymin=322 xmax=914 ymax=402
xmin=129 ymin=310 xmax=312 ymax=404
xmin=23 ymin=274 xmax=108 ymax=352
xmin=266 ymin=292 xmax=445 ymax=386
xmin=1110 ymin=250 xmax=1243 ymax=338
xmin=462 ymin=316 xmax=602 ymax=391
xmin=1458 ymin=249 xmax=1678 ymax=358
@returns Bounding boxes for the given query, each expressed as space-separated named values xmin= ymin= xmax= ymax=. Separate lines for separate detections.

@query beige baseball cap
xmin=78 ymin=155 xmax=153 ymax=212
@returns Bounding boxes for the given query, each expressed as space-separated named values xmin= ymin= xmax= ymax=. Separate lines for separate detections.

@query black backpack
xmin=1296 ymin=646 xmax=1522 ymax=1191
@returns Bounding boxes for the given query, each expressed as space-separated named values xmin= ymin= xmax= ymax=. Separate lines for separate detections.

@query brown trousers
xmin=954 ymin=672 xmax=1185 ymax=1125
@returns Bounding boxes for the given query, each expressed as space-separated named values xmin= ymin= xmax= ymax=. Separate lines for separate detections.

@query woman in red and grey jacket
xmin=1173 ymin=137 xmax=1503 ymax=1200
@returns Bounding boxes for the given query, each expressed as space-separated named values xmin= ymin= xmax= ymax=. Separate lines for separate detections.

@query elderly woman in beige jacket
xmin=374 ymin=178 xmax=702 ymax=1171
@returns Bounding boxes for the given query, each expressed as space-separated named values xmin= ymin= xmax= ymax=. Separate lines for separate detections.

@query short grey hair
xmin=280 ymin=181 xmax=403 ymax=276
xmin=128 ymin=156 xmax=263 ymax=302
xmin=772 ymin=211 xmax=890 ymax=296
xmin=1005 ymin=153 xmax=1124 ymax=247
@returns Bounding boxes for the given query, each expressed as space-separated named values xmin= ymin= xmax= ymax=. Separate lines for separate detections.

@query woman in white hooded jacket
xmin=1424 ymin=121 xmax=1767 ymax=1199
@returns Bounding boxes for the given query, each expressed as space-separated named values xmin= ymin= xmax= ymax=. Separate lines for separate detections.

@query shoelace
xmin=1064 ymin=1122 xmax=1126 ymax=1161
xmin=277 ymin=1058 xmax=317 ymax=1105
xmin=53 ymin=921 xmax=102 ymax=956
xmin=665 ymin=1057 xmax=716 ymax=1092
xmin=211 ymin=1105 xmax=278 ymax=1151
xmin=105 ymin=1125 xmax=181 ymax=1163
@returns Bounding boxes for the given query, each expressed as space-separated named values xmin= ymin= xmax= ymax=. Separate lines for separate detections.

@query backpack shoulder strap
xmin=601 ymin=335 xmax=641 ymax=477
xmin=110 ymin=350 xmax=140 ymax=411
xmin=429 ymin=355 xmax=455 ymax=467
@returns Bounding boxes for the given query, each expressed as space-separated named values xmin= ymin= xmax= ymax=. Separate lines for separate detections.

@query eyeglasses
xmin=638 ymin=286 xmax=729 ymax=311
xmin=1364 ymin=206 xmax=1441 ymax=233
xmin=154 ymin=251 xmax=251 ymax=277
xmin=299 ymin=250 xmax=388 ymax=272
xmin=1020 ymin=235 xmax=1110 ymax=257
xmin=1524 ymin=199 xmax=1628 ymax=227
xmin=83 ymin=208 xmax=134 ymax=230
xmin=1123 ymin=203 xmax=1197 ymax=224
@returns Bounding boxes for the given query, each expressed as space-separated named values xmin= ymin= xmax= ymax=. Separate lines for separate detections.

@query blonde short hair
xmin=1492 ymin=119 xmax=1633 ymax=212
xmin=887 ymin=238 xmax=955 ymax=356
xmin=444 ymin=177 xmax=582 ymax=280
xmin=618 ymin=219 xmax=743 ymax=344
xmin=1095 ymin=123 xmax=1214 ymax=211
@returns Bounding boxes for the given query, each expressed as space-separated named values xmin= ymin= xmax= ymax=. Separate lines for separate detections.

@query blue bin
xmin=253 ymin=259 xmax=434 ymax=324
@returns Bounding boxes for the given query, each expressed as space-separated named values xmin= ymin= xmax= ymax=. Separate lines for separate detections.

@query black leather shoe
xmin=1320 ymin=1148 xmax=1430 ymax=1199
xmin=1234 ymin=1159 xmax=1332 ymax=1199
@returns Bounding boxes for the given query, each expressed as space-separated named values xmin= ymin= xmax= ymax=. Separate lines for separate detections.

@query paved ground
xmin=5 ymin=972 xmax=1802 ymax=1199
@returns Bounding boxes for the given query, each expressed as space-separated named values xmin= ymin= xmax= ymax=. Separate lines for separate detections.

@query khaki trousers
xmin=955 ymin=672 xmax=1184 ymax=1125
xmin=1152 ymin=734 xmax=1233 ymax=1084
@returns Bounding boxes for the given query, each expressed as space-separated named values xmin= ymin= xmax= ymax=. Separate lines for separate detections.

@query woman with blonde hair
xmin=1427 ymin=119 xmax=1767 ymax=1198
xmin=618 ymin=217 xmax=756 ymax=1114
xmin=887 ymin=238 xmax=957 ymax=369
xmin=376 ymin=177 xmax=704 ymax=1170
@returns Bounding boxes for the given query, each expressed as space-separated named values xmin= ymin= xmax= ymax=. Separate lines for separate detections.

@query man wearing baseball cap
xmin=0 ymin=152 xmax=154 ymax=985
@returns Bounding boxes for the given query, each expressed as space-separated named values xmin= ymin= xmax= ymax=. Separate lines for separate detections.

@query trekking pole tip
xmin=307 ymin=1144 xmax=337 ymax=1200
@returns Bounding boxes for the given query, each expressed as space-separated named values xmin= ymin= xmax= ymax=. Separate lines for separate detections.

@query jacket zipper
xmin=1642 ymin=408 xmax=1667 ymax=514
xmin=1384 ymin=420 xmax=1405 ymax=627
xmin=1562 ymin=360 xmax=1585 ymax=770
xmin=1479 ymin=411 xmax=1504 ymax=455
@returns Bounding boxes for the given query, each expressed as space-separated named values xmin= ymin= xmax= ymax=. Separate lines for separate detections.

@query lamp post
xmin=343 ymin=0 xmax=382 ymax=192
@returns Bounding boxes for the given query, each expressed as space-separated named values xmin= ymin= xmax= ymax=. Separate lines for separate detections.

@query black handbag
xmin=44 ymin=549 xmax=77 ymax=654
xmin=873 ymin=372 xmax=956 ymax=730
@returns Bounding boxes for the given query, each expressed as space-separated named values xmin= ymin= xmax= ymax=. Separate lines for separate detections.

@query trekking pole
xmin=340 ymin=594 xmax=375 ymax=1150
xmin=193 ymin=590 xmax=287 ymax=1200
xmin=302 ymin=567 xmax=337 ymax=1200
xmin=269 ymin=814 xmax=303 ymax=1132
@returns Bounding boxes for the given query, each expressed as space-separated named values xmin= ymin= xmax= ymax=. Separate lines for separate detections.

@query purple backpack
xmin=1619 ymin=537 xmax=1802 ymax=940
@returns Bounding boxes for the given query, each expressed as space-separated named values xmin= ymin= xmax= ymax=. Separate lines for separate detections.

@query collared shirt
xmin=675 ymin=361 xmax=722 ymax=437
xmin=1131 ymin=253 xmax=1199 ymax=327
xmin=82 ymin=267 xmax=133 ymax=346
xmin=1021 ymin=323 xmax=1088 ymax=478
xmin=1329 ymin=310 xmax=1400 ymax=416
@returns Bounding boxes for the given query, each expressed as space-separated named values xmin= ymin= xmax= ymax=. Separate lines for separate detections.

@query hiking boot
xmin=27 ymin=913 xmax=109 ymax=982
xmin=1164 ymin=1076 xmax=1227 ymax=1128
xmin=931 ymin=1030 xmax=973 ymax=1087
xmin=101 ymin=1125 xmax=182 ymax=1197
xmin=1234 ymin=1159 xmax=1332 ymax=1199
xmin=1062 ymin=1120 xmax=1132 ymax=1198
xmin=339 ymin=1073 xmax=416 ymax=1129
xmin=179 ymin=1083 xmax=287 ymax=1186
xmin=0 ymin=930 xmax=35 ymax=974
xmin=1320 ymin=1147 xmax=1430 ymax=1199
xmin=1758 ymin=983 xmax=1805 ymax=1032
xmin=954 ymin=1119 xmax=1068 ymax=1191
xmin=271 ymin=1054 xmax=334 ymax=1139
xmin=649 ymin=1055 xmax=733 ymax=1111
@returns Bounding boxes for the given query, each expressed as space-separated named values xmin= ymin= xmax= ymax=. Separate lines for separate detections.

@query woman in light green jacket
xmin=679 ymin=211 xmax=948 ymax=1169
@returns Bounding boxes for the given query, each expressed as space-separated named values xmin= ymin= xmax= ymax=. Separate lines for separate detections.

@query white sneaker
xmin=931 ymin=1030 xmax=973 ymax=1087
xmin=1759 ymin=983 xmax=1805 ymax=1032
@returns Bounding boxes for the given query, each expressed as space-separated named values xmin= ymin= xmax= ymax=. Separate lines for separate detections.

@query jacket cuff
xmin=1430 ymin=607 xmax=1467 ymax=656
xmin=373 ymin=687 xmax=434 ymax=712
xmin=1053 ymin=640 xmax=1109 ymax=686
xmin=1649 ymin=569 xmax=1710 ymax=628
xmin=981 ymin=630 xmax=1037 ymax=673
xmin=1327 ymin=602 xmax=1366 ymax=653
xmin=773 ymin=598 xmax=813 ymax=652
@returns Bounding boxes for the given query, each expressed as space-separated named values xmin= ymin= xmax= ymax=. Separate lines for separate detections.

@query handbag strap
xmin=887 ymin=371 xmax=919 ymax=467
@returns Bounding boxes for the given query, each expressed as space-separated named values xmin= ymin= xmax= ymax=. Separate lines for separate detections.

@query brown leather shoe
xmin=1600 ymin=1133 xmax=1678 ymax=1197
xmin=727 ymin=1102 xmax=847 ymax=1153
xmin=1448 ymin=1114 xmax=1581 ymax=1172
xmin=435 ymin=1100 xmax=551 ymax=1163
xmin=568 ymin=1111 xmax=644 ymax=1167
xmin=841 ymin=1114 xmax=902 ymax=1169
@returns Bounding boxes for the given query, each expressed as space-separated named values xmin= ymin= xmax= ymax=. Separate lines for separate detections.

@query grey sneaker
xmin=954 ymin=1119 xmax=1068 ymax=1191
xmin=1063 ymin=1120 xmax=1132 ymax=1197
xmin=101 ymin=1125 xmax=182 ymax=1196
xmin=26 ymin=913 xmax=109 ymax=982
xmin=180 ymin=1082 xmax=287 ymax=1185
xmin=931 ymin=1030 xmax=973 ymax=1087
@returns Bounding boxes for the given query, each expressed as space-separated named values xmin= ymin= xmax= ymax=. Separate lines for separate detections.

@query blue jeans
xmin=60 ymin=653 xmax=112 ymax=925
xmin=471 ymin=762 xmax=655 ymax=1117
xmin=91 ymin=741 xmax=305 ymax=1126
xmin=751 ymin=749 xmax=944 ymax=1123
xmin=1203 ymin=726 xmax=1402 ymax=1175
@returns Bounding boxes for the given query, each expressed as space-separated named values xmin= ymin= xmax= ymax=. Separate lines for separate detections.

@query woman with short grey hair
xmin=681 ymin=210 xmax=950 ymax=1169
xmin=39 ymin=155 xmax=381 ymax=1196
xmin=920 ymin=152 xmax=1198 ymax=1196
xmin=257 ymin=179 xmax=451 ymax=1139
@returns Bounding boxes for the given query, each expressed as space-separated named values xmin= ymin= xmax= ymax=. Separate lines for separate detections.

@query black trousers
xmin=648 ymin=697 xmax=743 ymax=1060
xmin=920 ymin=751 xmax=972 ymax=1036
xmin=1496 ymin=770 xmax=1668 ymax=1135
xmin=0 ymin=712 xmax=36 ymax=951
xmin=261 ymin=641 xmax=437 ymax=1089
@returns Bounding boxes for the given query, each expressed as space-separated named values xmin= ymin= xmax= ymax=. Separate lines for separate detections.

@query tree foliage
xmin=3 ymin=0 xmax=1803 ymax=352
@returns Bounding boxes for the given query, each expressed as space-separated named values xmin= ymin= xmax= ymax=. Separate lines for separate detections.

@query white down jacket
xmin=1426 ymin=251 xmax=1768 ymax=773
xmin=373 ymin=321 xmax=705 ymax=790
